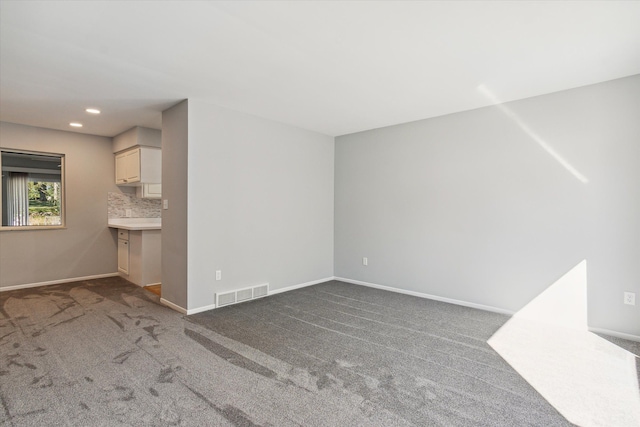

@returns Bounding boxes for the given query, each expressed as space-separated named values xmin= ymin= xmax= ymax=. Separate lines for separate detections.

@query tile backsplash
xmin=108 ymin=191 xmax=161 ymax=219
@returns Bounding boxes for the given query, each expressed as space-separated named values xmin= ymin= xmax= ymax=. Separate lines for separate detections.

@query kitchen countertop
xmin=108 ymin=218 xmax=161 ymax=231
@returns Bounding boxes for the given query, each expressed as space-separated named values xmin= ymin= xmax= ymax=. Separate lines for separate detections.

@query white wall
xmin=0 ymin=122 xmax=120 ymax=288
xmin=186 ymin=100 xmax=334 ymax=311
xmin=161 ymin=101 xmax=189 ymax=309
xmin=335 ymin=75 xmax=640 ymax=338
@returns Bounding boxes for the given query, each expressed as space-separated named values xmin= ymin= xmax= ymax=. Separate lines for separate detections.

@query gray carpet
xmin=0 ymin=277 xmax=636 ymax=426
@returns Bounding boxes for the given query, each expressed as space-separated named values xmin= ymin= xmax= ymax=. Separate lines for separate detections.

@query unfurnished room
xmin=0 ymin=1 xmax=639 ymax=426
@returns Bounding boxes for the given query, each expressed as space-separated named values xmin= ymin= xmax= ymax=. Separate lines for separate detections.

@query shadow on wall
xmin=488 ymin=260 xmax=640 ymax=426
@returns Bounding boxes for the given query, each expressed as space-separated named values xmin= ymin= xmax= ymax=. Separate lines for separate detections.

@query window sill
xmin=0 ymin=225 xmax=66 ymax=231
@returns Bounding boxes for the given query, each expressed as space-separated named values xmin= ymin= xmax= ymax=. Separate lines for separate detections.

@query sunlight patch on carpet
xmin=488 ymin=260 xmax=640 ymax=426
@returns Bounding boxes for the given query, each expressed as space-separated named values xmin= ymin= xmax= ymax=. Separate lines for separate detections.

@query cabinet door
xmin=115 ymin=153 xmax=128 ymax=184
xmin=118 ymin=239 xmax=129 ymax=274
xmin=124 ymin=149 xmax=141 ymax=182
xmin=146 ymin=183 xmax=162 ymax=198
xmin=115 ymin=149 xmax=141 ymax=184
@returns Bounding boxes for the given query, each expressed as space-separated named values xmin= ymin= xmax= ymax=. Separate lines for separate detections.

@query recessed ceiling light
xmin=69 ymin=122 xmax=83 ymax=127
xmin=85 ymin=108 xmax=101 ymax=114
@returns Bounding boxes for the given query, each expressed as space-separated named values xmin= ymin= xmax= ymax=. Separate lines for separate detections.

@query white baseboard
xmin=163 ymin=275 xmax=520 ymax=318
xmin=10 ymin=273 xmax=634 ymax=342
xmin=268 ymin=276 xmax=336 ymax=296
xmin=589 ymin=327 xmax=640 ymax=343
xmin=160 ymin=298 xmax=188 ymax=315
xmin=179 ymin=276 xmax=336 ymax=315
xmin=160 ymin=298 xmax=216 ymax=316
xmin=334 ymin=276 xmax=515 ymax=316
xmin=1 ymin=273 xmax=120 ymax=292
xmin=187 ymin=303 xmax=217 ymax=315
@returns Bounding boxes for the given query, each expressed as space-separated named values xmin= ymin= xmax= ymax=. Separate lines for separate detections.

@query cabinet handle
xmin=123 ymin=179 xmax=128 ymax=182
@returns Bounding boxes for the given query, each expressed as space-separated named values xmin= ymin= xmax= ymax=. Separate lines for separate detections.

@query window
xmin=1 ymin=149 xmax=65 ymax=229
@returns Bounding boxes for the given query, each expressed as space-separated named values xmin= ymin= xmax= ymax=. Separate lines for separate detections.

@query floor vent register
xmin=215 ymin=283 xmax=269 ymax=308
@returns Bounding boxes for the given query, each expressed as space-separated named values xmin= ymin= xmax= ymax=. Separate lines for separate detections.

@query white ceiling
xmin=1 ymin=1 xmax=639 ymax=138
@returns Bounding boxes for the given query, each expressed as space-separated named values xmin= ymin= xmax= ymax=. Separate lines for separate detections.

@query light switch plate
xmin=162 ymin=199 xmax=169 ymax=210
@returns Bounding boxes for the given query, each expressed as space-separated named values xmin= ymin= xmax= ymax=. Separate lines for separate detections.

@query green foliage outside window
xmin=28 ymin=181 xmax=61 ymax=225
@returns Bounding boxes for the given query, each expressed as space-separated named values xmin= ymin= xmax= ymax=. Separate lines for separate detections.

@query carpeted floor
xmin=1 ymin=277 xmax=638 ymax=426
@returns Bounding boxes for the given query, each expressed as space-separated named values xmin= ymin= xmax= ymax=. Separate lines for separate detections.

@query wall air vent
xmin=236 ymin=288 xmax=253 ymax=302
xmin=253 ymin=284 xmax=269 ymax=298
xmin=216 ymin=291 xmax=236 ymax=307
xmin=215 ymin=283 xmax=269 ymax=309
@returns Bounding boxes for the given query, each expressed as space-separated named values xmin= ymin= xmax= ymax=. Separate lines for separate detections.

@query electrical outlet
xmin=363 ymin=257 xmax=368 ymax=266
xmin=162 ymin=199 xmax=169 ymax=210
xmin=125 ymin=209 xmax=132 ymax=217
xmin=624 ymin=292 xmax=636 ymax=306
xmin=215 ymin=270 xmax=222 ymax=281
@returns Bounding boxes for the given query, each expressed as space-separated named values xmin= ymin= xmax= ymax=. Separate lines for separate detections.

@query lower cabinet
xmin=116 ymin=229 xmax=161 ymax=287
xmin=117 ymin=230 xmax=130 ymax=275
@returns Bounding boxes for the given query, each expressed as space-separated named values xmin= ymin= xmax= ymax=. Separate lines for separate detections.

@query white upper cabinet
xmin=136 ymin=183 xmax=162 ymax=199
xmin=115 ymin=148 xmax=140 ymax=184
xmin=115 ymin=146 xmax=161 ymax=185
